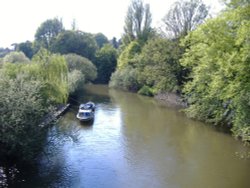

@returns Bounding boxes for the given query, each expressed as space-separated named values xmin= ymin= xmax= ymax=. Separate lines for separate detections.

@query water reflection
xmin=6 ymin=85 xmax=250 ymax=188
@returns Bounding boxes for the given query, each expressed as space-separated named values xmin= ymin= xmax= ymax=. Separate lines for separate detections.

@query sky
xmin=0 ymin=0 xmax=224 ymax=48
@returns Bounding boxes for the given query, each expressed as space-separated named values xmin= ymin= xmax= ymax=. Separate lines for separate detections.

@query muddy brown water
xmin=6 ymin=85 xmax=250 ymax=188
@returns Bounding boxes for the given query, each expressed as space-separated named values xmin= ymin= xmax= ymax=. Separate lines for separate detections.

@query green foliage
xmin=117 ymin=41 xmax=141 ymax=69
xmin=0 ymin=47 xmax=12 ymax=58
xmin=0 ymin=73 xmax=48 ymax=161
xmin=64 ymin=53 xmax=97 ymax=82
xmin=111 ymin=36 xmax=183 ymax=94
xmin=123 ymin=0 xmax=153 ymax=44
xmin=94 ymin=33 xmax=109 ymax=49
xmin=0 ymin=49 xmax=72 ymax=161
xmin=17 ymin=41 xmax=34 ymax=59
xmin=3 ymin=51 xmax=30 ymax=64
xmin=181 ymin=5 xmax=250 ymax=141
xmin=35 ymin=18 xmax=64 ymax=49
xmin=32 ymin=49 xmax=69 ymax=104
xmin=163 ymin=0 xmax=209 ymax=39
xmin=95 ymin=44 xmax=117 ymax=83
xmin=51 ymin=30 xmax=98 ymax=61
xmin=67 ymin=70 xmax=85 ymax=94
xmin=109 ymin=66 xmax=140 ymax=91
xmin=111 ymin=37 xmax=120 ymax=49
xmin=2 ymin=49 xmax=68 ymax=104
xmin=138 ymin=85 xmax=154 ymax=96
xmin=224 ymin=0 xmax=250 ymax=8
xmin=137 ymin=38 xmax=181 ymax=93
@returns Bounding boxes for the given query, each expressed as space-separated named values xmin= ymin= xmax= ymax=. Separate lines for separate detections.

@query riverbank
xmin=39 ymin=104 xmax=70 ymax=127
xmin=154 ymin=92 xmax=187 ymax=109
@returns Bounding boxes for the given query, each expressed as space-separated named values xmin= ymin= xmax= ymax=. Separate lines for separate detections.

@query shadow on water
xmin=1 ymin=84 xmax=250 ymax=188
xmin=79 ymin=119 xmax=95 ymax=127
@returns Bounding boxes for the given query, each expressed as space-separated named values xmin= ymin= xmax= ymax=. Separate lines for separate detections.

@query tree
xmin=35 ymin=18 xmax=64 ymax=49
xmin=137 ymin=38 xmax=182 ymax=93
xmin=0 ymin=48 xmax=12 ymax=58
xmin=0 ymin=49 xmax=71 ymax=162
xmin=67 ymin=70 xmax=85 ymax=94
xmin=3 ymin=51 xmax=30 ymax=64
xmin=32 ymin=48 xmax=68 ymax=104
xmin=163 ymin=0 xmax=209 ymax=39
xmin=51 ymin=30 xmax=97 ymax=61
xmin=17 ymin=41 xmax=34 ymax=59
xmin=180 ymin=4 xmax=250 ymax=141
xmin=111 ymin=37 xmax=119 ymax=49
xmin=109 ymin=66 xmax=140 ymax=92
xmin=94 ymin=33 xmax=109 ymax=49
xmin=123 ymin=0 xmax=153 ymax=44
xmin=95 ymin=44 xmax=117 ymax=83
xmin=0 ymin=73 xmax=48 ymax=162
xmin=64 ymin=53 xmax=97 ymax=82
xmin=223 ymin=0 xmax=250 ymax=8
xmin=117 ymin=41 xmax=141 ymax=69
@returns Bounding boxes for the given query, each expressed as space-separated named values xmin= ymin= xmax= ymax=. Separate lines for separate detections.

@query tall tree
xmin=51 ymin=30 xmax=97 ymax=61
xmin=111 ymin=37 xmax=119 ymax=49
xmin=94 ymin=33 xmax=109 ymax=49
xmin=123 ymin=0 xmax=153 ymax=44
xmin=163 ymin=0 xmax=209 ymax=39
xmin=17 ymin=41 xmax=34 ymax=59
xmin=35 ymin=18 xmax=64 ymax=49
xmin=181 ymin=4 xmax=250 ymax=141
xmin=32 ymin=49 xmax=68 ymax=104
xmin=95 ymin=44 xmax=117 ymax=83
xmin=137 ymin=38 xmax=182 ymax=93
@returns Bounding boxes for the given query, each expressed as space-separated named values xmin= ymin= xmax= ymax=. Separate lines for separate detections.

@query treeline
xmin=0 ymin=18 xmax=118 ymax=162
xmin=0 ymin=0 xmax=249 ymax=163
xmin=109 ymin=0 xmax=250 ymax=142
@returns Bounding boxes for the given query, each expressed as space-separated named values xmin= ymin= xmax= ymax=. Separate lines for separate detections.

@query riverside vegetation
xmin=0 ymin=0 xmax=249 ymax=164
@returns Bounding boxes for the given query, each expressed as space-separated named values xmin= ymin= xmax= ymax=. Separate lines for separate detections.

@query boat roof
xmin=78 ymin=109 xmax=92 ymax=113
xmin=79 ymin=102 xmax=95 ymax=109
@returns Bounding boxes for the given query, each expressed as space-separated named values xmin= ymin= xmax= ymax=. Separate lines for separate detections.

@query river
xmin=6 ymin=85 xmax=250 ymax=188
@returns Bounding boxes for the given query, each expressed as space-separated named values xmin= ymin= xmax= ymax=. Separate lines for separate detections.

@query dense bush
xmin=3 ymin=51 xmax=30 ymax=64
xmin=181 ymin=5 xmax=250 ymax=141
xmin=68 ymin=70 xmax=85 ymax=94
xmin=64 ymin=53 xmax=97 ymax=82
xmin=0 ymin=49 xmax=70 ymax=162
xmin=0 ymin=73 xmax=48 ymax=161
xmin=137 ymin=38 xmax=181 ymax=94
xmin=138 ymin=85 xmax=154 ymax=96
xmin=94 ymin=44 xmax=117 ymax=84
xmin=109 ymin=66 xmax=140 ymax=91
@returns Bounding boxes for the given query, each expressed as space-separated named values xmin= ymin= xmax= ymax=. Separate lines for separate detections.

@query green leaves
xmin=0 ymin=73 xmax=48 ymax=161
xmin=123 ymin=0 xmax=153 ymax=44
xmin=181 ymin=5 xmax=250 ymax=141
xmin=64 ymin=53 xmax=97 ymax=82
xmin=95 ymin=44 xmax=117 ymax=83
xmin=35 ymin=18 xmax=64 ymax=49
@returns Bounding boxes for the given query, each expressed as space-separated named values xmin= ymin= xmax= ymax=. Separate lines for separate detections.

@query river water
xmin=8 ymin=85 xmax=250 ymax=188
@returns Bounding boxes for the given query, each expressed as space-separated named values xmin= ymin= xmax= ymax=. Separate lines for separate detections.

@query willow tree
xmin=32 ymin=49 xmax=68 ymax=104
xmin=123 ymin=0 xmax=153 ymax=44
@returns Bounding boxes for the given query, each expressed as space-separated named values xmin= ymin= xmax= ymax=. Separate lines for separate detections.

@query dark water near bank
xmin=4 ymin=85 xmax=250 ymax=188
